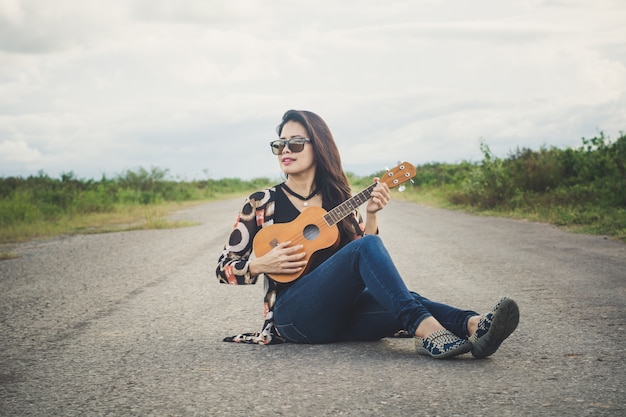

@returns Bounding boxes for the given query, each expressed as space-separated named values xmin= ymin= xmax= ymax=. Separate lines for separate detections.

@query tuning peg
xmin=385 ymin=166 xmax=390 ymax=171
xmin=398 ymin=185 xmax=406 ymax=192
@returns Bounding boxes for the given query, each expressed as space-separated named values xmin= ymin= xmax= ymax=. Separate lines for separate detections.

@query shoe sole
xmin=471 ymin=298 xmax=520 ymax=359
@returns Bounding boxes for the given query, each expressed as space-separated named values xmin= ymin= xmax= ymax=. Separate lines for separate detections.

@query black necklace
xmin=282 ymin=183 xmax=318 ymax=207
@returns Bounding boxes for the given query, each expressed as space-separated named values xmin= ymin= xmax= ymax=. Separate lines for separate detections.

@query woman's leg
xmin=274 ymin=235 xmax=432 ymax=343
xmin=337 ymin=291 xmax=479 ymax=341
xmin=338 ymin=289 xmax=403 ymax=341
xmin=411 ymin=293 xmax=478 ymax=339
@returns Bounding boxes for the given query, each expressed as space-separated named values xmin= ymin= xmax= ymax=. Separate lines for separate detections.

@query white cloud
xmin=0 ymin=139 xmax=41 ymax=162
xmin=0 ymin=0 xmax=624 ymax=180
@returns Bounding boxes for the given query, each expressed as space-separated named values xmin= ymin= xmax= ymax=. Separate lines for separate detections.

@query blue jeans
xmin=274 ymin=235 xmax=478 ymax=343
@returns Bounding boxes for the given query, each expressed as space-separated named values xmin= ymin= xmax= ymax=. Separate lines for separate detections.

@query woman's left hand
xmin=366 ymin=178 xmax=390 ymax=214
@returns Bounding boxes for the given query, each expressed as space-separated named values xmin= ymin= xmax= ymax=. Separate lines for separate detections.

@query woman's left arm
xmin=364 ymin=179 xmax=390 ymax=235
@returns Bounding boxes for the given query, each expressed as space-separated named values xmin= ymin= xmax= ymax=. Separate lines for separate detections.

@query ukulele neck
xmin=323 ymin=183 xmax=377 ymax=227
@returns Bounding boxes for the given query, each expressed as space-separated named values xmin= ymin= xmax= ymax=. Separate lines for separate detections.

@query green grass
xmin=0 ymin=167 xmax=273 ymax=250
xmin=1 ymin=202 xmax=184 ymax=244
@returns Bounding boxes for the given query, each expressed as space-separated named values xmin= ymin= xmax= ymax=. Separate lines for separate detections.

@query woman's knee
xmin=356 ymin=234 xmax=383 ymax=250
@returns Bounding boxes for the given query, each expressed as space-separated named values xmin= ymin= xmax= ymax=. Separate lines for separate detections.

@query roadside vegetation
xmin=355 ymin=132 xmax=625 ymax=241
xmin=1 ymin=132 xmax=624 ymax=252
xmin=0 ymin=167 xmax=273 ymax=245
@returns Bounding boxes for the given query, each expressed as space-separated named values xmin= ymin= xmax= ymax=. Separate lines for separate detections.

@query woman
xmin=216 ymin=109 xmax=519 ymax=359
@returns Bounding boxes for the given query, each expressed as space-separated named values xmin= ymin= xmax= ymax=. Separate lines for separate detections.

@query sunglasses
xmin=269 ymin=137 xmax=311 ymax=155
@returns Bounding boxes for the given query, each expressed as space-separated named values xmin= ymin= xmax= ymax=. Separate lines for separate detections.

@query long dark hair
xmin=277 ymin=110 xmax=357 ymax=239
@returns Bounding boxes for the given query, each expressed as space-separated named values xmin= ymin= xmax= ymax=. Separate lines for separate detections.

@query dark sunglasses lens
xmin=270 ymin=141 xmax=284 ymax=155
xmin=288 ymin=140 xmax=305 ymax=152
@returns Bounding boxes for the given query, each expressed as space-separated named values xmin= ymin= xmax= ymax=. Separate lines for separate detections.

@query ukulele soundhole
xmin=303 ymin=224 xmax=320 ymax=240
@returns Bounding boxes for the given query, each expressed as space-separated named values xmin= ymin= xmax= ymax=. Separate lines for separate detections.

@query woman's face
xmin=277 ymin=120 xmax=316 ymax=177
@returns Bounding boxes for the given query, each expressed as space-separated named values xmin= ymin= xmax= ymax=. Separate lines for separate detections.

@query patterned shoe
xmin=469 ymin=297 xmax=520 ymax=359
xmin=415 ymin=329 xmax=472 ymax=359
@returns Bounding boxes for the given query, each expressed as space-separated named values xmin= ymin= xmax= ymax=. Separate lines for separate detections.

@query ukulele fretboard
xmin=323 ymin=183 xmax=377 ymax=227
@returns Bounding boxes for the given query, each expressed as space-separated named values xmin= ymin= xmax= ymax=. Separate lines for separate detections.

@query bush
xmin=461 ymin=141 xmax=514 ymax=208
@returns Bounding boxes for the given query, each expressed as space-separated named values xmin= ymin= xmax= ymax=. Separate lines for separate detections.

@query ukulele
xmin=252 ymin=162 xmax=416 ymax=283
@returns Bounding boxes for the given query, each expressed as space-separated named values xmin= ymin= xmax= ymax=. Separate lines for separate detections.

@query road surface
xmin=1 ymin=198 xmax=624 ymax=416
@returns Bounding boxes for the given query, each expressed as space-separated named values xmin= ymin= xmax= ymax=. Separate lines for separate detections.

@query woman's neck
xmin=285 ymin=175 xmax=316 ymax=196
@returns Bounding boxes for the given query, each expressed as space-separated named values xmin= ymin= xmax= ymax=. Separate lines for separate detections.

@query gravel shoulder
xmin=1 ymin=198 xmax=624 ymax=416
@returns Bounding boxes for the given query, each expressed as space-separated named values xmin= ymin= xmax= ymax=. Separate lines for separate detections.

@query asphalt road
xmin=1 ymin=198 xmax=624 ymax=416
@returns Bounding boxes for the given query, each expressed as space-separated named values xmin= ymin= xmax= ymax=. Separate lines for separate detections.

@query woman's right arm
xmin=216 ymin=189 xmax=308 ymax=284
xmin=216 ymin=196 xmax=262 ymax=285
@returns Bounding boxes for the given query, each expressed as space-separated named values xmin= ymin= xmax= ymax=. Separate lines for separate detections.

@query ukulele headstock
xmin=381 ymin=161 xmax=416 ymax=189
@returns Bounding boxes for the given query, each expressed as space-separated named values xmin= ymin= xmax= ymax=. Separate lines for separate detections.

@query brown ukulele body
xmin=252 ymin=206 xmax=340 ymax=283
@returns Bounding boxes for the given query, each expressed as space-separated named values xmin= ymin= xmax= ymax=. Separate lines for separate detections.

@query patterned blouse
xmin=215 ymin=183 xmax=364 ymax=344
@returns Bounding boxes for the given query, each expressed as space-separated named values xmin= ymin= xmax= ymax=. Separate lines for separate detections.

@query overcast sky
xmin=1 ymin=0 xmax=625 ymax=181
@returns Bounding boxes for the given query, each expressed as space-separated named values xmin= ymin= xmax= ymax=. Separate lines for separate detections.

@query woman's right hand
xmin=249 ymin=241 xmax=307 ymax=276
